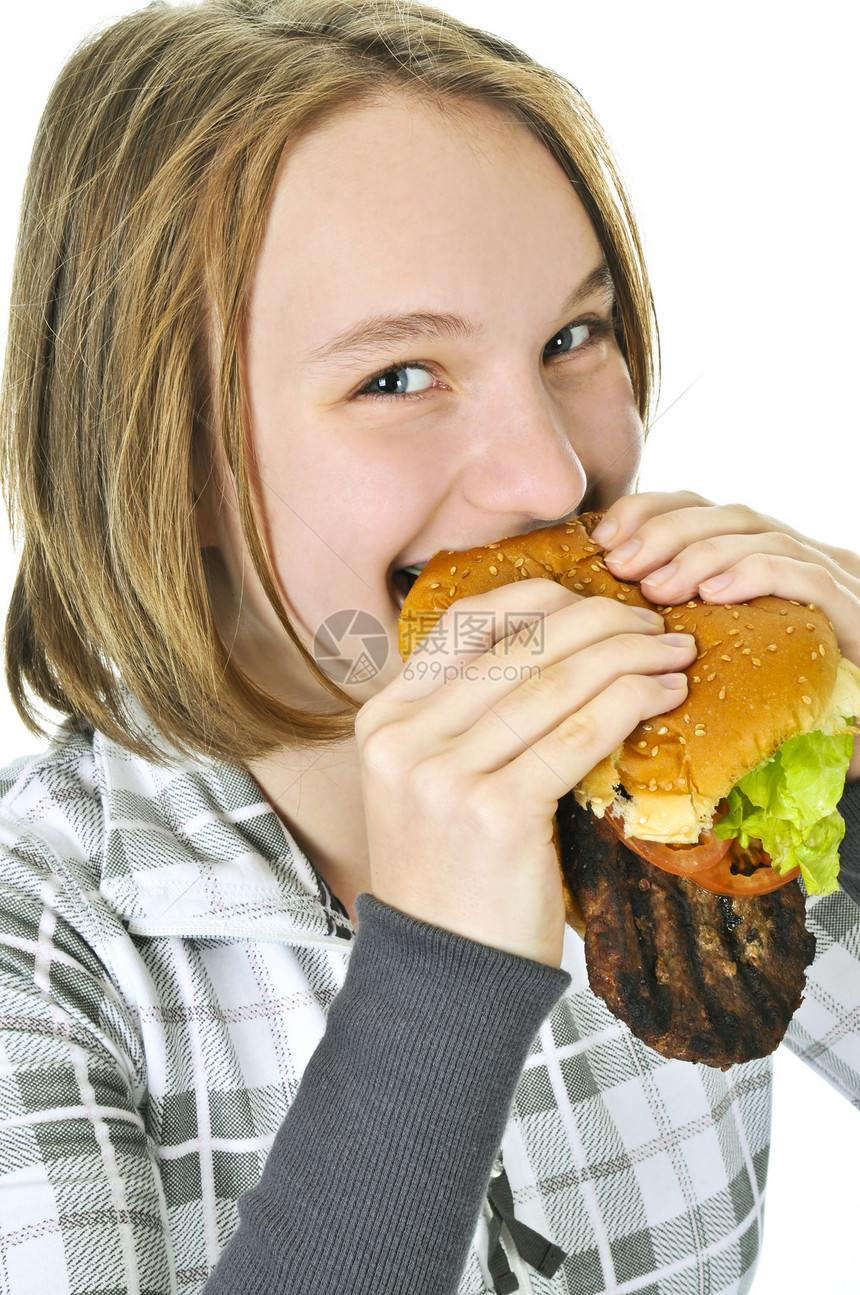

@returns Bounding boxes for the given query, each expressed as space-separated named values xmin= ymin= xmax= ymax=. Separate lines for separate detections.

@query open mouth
xmin=391 ymin=563 xmax=427 ymax=608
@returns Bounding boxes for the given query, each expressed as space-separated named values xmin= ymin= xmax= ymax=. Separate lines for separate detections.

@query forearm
xmin=205 ymin=893 xmax=570 ymax=1295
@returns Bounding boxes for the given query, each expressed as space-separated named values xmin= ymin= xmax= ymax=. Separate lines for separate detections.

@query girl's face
xmin=206 ymin=94 xmax=642 ymax=709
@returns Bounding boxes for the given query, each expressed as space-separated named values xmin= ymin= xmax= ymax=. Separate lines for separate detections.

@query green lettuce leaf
xmin=713 ymin=729 xmax=853 ymax=895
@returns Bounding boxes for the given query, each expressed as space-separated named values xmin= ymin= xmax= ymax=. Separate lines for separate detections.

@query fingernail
xmin=657 ymin=672 xmax=688 ymax=689
xmin=590 ymin=517 xmax=618 ymax=546
xmin=700 ymin=573 xmax=734 ymax=595
xmin=643 ymin=561 xmax=677 ymax=586
xmin=607 ymin=538 xmax=640 ymax=564
xmin=632 ymin=606 xmax=664 ymax=625
xmin=661 ymin=633 xmax=696 ymax=647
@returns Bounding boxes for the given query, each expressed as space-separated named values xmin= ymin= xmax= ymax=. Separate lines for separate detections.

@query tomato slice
xmin=604 ymin=803 xmax=731 ymax=876
xmin=691 ymin=838 xmax=801 ymax=896
xmin=603 ymin=803 xmax=801 ymax=896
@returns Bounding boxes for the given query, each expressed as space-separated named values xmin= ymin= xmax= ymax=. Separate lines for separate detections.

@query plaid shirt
xmin=0 ymin=718 xmax=858 ymax=1295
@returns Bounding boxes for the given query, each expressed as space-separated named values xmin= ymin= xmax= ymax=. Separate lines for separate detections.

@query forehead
xmin=249 ymin=93 xmax=602 ymax=341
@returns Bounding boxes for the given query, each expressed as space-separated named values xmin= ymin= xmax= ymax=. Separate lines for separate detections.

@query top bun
xmin=398 ymin=513 xmax=841 ymax=842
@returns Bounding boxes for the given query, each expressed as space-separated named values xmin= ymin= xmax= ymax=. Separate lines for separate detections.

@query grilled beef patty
xmin=556 ymin=792 xmax=816 ymax=1067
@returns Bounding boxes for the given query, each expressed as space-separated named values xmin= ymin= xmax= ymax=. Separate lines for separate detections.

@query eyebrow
xmin=304 ymin=258 xmax=614 ymax=368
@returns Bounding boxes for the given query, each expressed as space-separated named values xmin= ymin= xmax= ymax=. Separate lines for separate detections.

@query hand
xmin=355 ymin=581 xmax=697 ymax=965
xmin=590 ymin=491 xmax=860 ymax=777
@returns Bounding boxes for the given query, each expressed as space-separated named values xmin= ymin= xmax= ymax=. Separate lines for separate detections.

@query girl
xmin=1 ymin=3 xmax=858 ymax=1293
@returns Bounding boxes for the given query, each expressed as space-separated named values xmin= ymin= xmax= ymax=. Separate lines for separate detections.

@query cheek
xmin=572 ymin=361 xmax=643 ymax=496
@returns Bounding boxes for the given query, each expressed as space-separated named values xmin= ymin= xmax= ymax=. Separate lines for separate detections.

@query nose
xmin=459 ymin=378 xmax=588 ymax=523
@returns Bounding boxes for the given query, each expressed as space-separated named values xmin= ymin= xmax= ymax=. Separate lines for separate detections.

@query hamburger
xmin=397 ymin=512 xmax=860 ymax=1065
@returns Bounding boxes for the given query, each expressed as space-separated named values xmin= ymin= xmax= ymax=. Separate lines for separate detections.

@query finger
xmin=389 ymin=583 xmax=663 ymax=709
xmin=449 ymin=630 xmax=697 ymax=771
xmin=493 ymin=669 xmax=690 ymax=810
xmin=392 ymin=597 xmax=677 ymax=745
xmin=599 ymin=500 xmax=793 ymax=582
xmin=635 ymin=532 xmax=860 ymax=605
xmin=683 ymin=551 xmax=860 ymax=666
xmin=589 ymin=491 xmax=715 ymax=550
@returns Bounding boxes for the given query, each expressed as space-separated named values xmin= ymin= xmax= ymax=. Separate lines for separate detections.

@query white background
xmin=1 ymin=2 xmax=858 ymax=1290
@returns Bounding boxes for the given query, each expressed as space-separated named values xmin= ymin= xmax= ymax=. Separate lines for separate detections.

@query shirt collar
xmin=95 ymin=715 xmax=354 ymax=946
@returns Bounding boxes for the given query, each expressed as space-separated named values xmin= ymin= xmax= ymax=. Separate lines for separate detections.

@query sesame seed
xmin=806 ymin=623 xmax=815 ymax=630
xmin=745 ymin=623 xmax=754 ymax=630
xmin=819 ymin=644 xmax=826 ymax=655
xmin=790 ymin=599 xmax=801 ymax=605
xmin=779 ymin=609 xmax=789 ymax=616
xmin=561 ymin=543 xmax=570 ymax=552
xmin=637 ymin=740 xmax=648 ymax=750
xmin=679 ymin=735 xmax=687 ymax=745
xmin=811 ymin=651 xmax=818 ymax=660
xmin=582 ymin=577 xmax=592 ymax=585
xmin=692 ymin=675 xmax=701 ymax=684
xmin=662 ymin=782 xmax=674 ymax=791
xmin=732 ymin=610 xmax=740 ymax=619
xmin=593 ymin=796 xmax=604 ymax=805
xmin=687 ymin=601 xmax=697 ymax=608
xmin=752 ymin=658 xmax=761 ymax=667
xmin=514 ymin=556 xmax=524 ymax=567
xmin=721 ymin=654 xmax=732 ymax=662
xmin=684 ymin=714 xmax=691 ymax=724
xmin=450 ymin=566 xmax=457 ymax=575
xmin=573 ymin=582 xmax=584 ymax=590
xmin=651 ymin=746 xmax=659 ymax=757
xmin=767 ymin=644 xmax=777 ymax=652
xmin=618 ymin=593 xmax=628 ymax=601
xmin=657 ymin=726 xmax=668 ymax=735
xmin=487 ymin=542 xmax=500 ymax=549
xmin=742 ymin=648 xmax=751 ymax=655
xmin=488 ymin=566 xmax=498 ymax=576
xmin=729 ymin=628 xmax=740 ymax=636
xmin=430 ymin=582 xmax=440 ymax=589
xmin=649 ymin=778 xmax=658 ymax=791
xmin=797 ymin=675 xmax=807 ymax=683
xmin=639 ymin=816 xmax=649 ymax=825
xmin=448 ymin=586 xmax=456 ymax=595
xmin=591 ymin=563 xmax=602 ymax=572
xmin=808 ymin=603 xmax=817 ymax=610
xmin=786 ymin=626 xmax=795 ymax=634
xmin=707 ymin=672 xmax=716 ymax=681
xmin=802 ymin=695 xmax=812 ymax=705
xmin=719 ymin=686 xmax=726 ymax=700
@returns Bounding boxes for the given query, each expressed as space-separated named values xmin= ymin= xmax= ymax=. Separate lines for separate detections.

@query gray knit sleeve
xmin=204 ymin=893 xmax=571 ymax=1294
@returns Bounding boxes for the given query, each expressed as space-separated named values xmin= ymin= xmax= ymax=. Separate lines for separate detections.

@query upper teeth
xmin=401 ymin=564 xmax=426 ymax=577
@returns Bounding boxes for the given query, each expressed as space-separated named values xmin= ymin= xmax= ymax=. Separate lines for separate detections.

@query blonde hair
xmin=1 ymin=0 xmax=659 ymax=762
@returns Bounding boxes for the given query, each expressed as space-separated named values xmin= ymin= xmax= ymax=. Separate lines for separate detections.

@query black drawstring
xmin=486 ymin=1166 xmax=566 ymax=1293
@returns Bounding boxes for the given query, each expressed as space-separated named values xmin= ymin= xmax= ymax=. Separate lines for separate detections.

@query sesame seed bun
xmin=398 ymin=512 xmax=844 ymax=849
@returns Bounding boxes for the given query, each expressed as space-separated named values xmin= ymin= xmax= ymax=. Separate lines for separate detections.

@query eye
xmin=543 ymin=322 xmax=593 ymax=360
xmin=361 ymin=364 xmax=435 ymax=398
